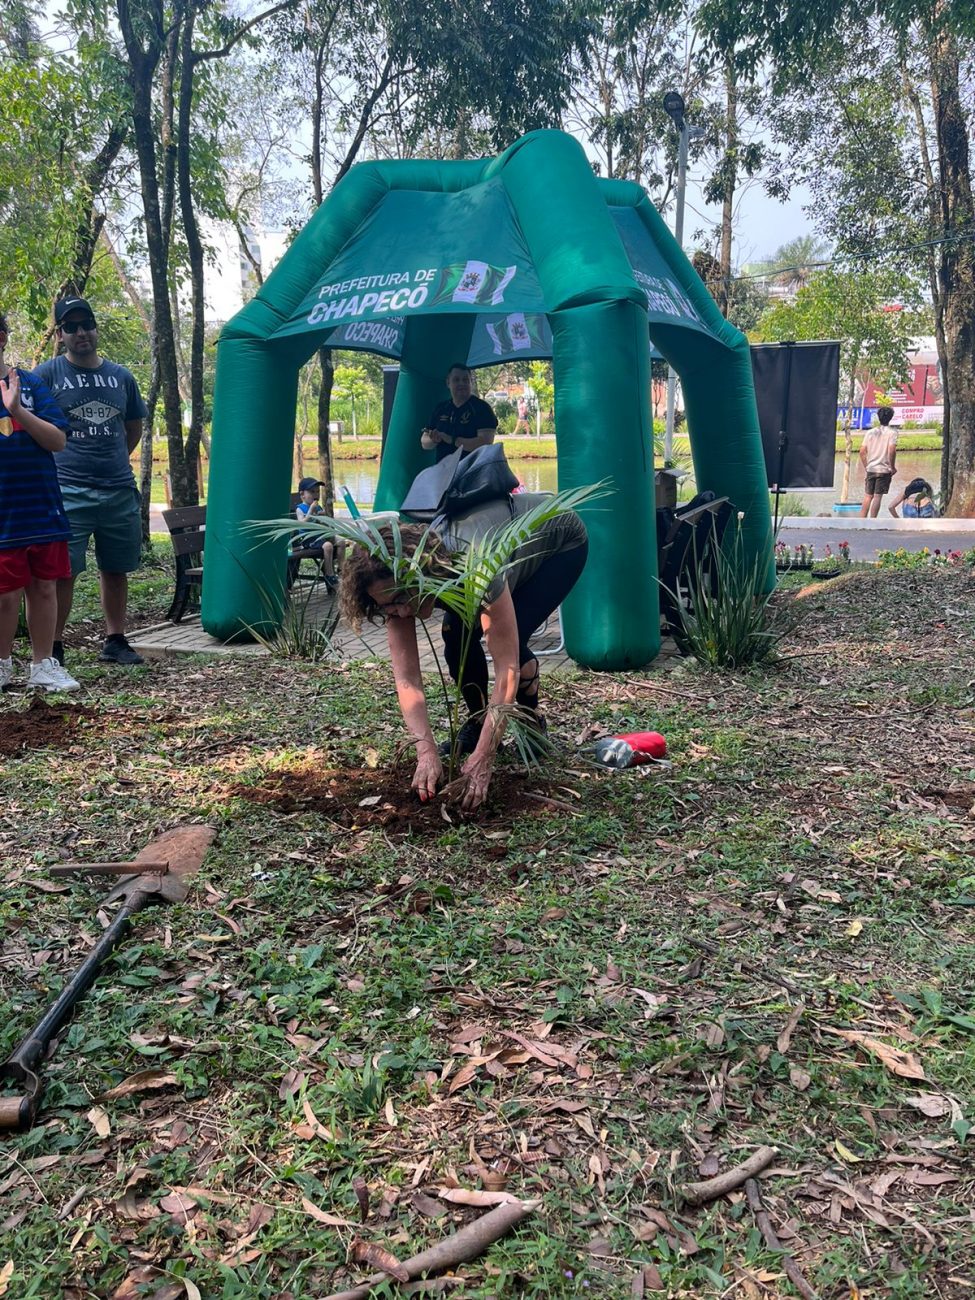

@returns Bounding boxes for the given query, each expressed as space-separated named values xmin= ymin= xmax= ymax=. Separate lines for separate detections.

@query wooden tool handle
xmin=49 ymin=862 xmax=170 ymax=877
xmin=0 ymin=1095 xmax=31 ymax=1131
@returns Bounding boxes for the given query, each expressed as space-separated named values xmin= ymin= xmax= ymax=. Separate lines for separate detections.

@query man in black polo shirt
xmin=420 ymin=363 xmax=498 ymax=463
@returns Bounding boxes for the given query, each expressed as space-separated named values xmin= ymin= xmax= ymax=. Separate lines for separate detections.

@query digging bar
xmin=0 ymin=825 xmax=215 ymax=1134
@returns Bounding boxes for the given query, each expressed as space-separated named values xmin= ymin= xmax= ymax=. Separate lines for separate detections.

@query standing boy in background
xmin=858 ymin=405 xmax=898 ymax=519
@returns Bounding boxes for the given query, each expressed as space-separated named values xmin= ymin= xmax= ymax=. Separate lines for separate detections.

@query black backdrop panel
xmin=750 ymin=341 xmax=840 ymax=489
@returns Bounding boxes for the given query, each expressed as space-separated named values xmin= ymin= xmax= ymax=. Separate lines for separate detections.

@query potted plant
xmin=774 ymin=541 xmax=813 ymax=571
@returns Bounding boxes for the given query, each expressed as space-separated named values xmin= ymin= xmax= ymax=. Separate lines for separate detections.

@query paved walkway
xmin=129 ymin=580 xmax=573 ymax=669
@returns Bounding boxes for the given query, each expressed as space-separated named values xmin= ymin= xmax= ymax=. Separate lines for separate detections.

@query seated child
xmin=291 ymin=477 xmax=346 ymax=590
xmin=0 ymin=313 xmax=80 ymax=691
xmin=888 ymin=477 xmax=936 ymax=518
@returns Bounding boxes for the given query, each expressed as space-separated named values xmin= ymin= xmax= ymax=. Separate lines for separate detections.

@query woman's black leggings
xmin=440 ymin=540 xmax=588 ymax=716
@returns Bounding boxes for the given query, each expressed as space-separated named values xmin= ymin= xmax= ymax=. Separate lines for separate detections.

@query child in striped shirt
xmin=0 ymin=312 xmax=80 ymax=691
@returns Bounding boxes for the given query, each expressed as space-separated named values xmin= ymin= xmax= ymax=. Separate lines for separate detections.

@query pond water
xmin=335 ymin=449 xmax=943 ymax=517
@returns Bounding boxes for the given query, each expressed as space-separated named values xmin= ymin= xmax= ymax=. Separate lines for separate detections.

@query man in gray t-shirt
xmin=35 ymin=297 xmax=148 ymax=667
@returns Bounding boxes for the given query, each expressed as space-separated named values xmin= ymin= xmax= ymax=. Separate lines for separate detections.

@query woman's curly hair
xmin=339 ymin=522 xmax=454 ymax=630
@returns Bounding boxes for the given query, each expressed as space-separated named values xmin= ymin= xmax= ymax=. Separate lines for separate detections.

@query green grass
xmin=1 ymin=561 xmax=973 ymax=1297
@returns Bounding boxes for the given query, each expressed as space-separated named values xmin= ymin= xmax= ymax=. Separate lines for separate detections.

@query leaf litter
xmin=1 ymin=564 xmax=974 ymax=1296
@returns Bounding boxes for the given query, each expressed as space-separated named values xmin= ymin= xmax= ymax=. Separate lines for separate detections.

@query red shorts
xmin=0 ymin=541 xmax=72 ymax=593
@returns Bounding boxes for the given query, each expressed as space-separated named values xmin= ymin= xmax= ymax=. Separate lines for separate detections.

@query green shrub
xmin=667 ymin=523 xmax=796 ymax=669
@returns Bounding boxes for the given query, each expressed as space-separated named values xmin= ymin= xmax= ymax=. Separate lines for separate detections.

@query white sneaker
xmin=28 ymin=657 xmax=80 ymax=692
xmin=0 ymin=657 xmax=12 ymax=690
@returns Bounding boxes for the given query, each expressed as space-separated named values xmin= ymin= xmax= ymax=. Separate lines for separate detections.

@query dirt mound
xmin=0 ymin=695 xmax=102 ymax=756
xmin=229 ymin=763 xmax=570 ymax=833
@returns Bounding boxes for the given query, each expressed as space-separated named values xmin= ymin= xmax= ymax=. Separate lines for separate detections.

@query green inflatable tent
xmin=203 ymin=129 xmax=772 ymax=668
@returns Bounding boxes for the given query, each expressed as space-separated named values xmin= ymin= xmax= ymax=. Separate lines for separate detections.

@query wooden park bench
xmin=162 ymin=504 xmax=206 ymax=624
xmin=161 ymin=495 xmax=340 ymax=624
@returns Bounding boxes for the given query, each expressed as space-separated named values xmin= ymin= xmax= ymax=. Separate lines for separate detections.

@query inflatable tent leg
xmin=551 ymin=300 xmax=660 ymax=670
xmin=679 ymin=340 xmax=776 ymax=593
xmin=202 ymin=339 xmax=299 ymax=640
xmin=375 ymin=315 xmax=476 ymax=512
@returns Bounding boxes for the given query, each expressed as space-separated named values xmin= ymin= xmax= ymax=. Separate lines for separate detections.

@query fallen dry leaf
xmin=278 ymin=1068 xmax=305 ymax=1100
xmin=350 ymin=1238 xmax=409 ymax=1282
xmin=777 ymin=1002 xmax=805 ymax=1054
xmin=902 ymin=1092 xmax=953 ymax=1118
xmin=631 ymin=1263 xmax=665 ymax=1296
xmin=86 ymin=1106 xmax=111 ymax=1139
xmin=800 ymin=878 xmax=843 ymax=904
xmin=834 ymin=1139 xmax=862 ymax=1164
xmin=301 ymin=1197 xmax=354 ymax=1228
xmin=0 ymin=1262 xmax=13 ymax=1298
xmin=301 ymin=1096 xmax=337 ymax=1140
xmin=412 ymin=1191 xmax=446 ymax=1218
xmin=436 ymin=1187 xmax=524 ymax=1208
xmin=108 ymin=1268 xmax=160 ymax=1300
xmin=96 ymin=1070 xmax=178 ymax=1101
xmin=159 ymin=1192 xmax=199 ymax=1225
xmin=447 ymin=1060 xmax=480 ymax=1095
xmin=900 ymin=1169 xmax=959 ymax=1187
xmin=828 ymin=1029 xmax=926 ymax=1080
xmin=789 ymin=1065 xmax=812 ymax=1092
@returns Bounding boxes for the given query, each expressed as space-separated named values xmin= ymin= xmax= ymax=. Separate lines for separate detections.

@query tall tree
xmin=712 ymin=0 xmax=975 ymax=512
xmin=105 ymin=0 xmax=295 ymax=506
xmin=565 ymin=0 xmax=687 ymax=201
xmin=0 ymin=10 xmax=130 ymax=342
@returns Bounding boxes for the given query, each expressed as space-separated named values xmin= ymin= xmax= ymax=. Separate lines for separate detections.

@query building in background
xmin=202 ymin=220 xmax=288 ymax=324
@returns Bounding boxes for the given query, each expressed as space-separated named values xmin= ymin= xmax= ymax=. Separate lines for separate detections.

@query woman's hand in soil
xmin=459 ymin=750 xmax=494 ymax=811
xmin=412 ymin=748 xmax=443 ymax=802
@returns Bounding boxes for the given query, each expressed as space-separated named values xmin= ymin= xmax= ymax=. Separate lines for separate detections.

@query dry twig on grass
xmin=322 ymin=1199 xmax=537 ymax=1300
xmin=745 ymin=1177 xmax=820 ymax=1300
xmin=686 ymin=936 xmax=804 ymax=997
xmin=679 ymin=1145 xmax=778 ymax=1207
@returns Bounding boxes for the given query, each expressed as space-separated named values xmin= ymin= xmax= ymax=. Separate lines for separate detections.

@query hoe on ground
xmin=0 ymin=825 xmax=215 ymax=1133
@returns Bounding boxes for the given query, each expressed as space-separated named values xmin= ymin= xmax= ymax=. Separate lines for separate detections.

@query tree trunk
xmin=140 ymin=361 xmax=160 ymax=545
xmin=929 ymin=28 xmax=975 ymax=516
xmin=174 ymin=10 xmax=205 ymax=507
xmin=317 ymin=346 xmax=336 ymax=517
xmin=68 ymin=122 xmax=127 ymax=293
xmin=116 ymin=0 xmax=186 ymax=509
xmin=840 ymin=365 xmax=858 ymax=503
xmin=901 ymin=64 xmax=952 ymax=494
xmin=717 ymin=58 xmax=737 ymax=319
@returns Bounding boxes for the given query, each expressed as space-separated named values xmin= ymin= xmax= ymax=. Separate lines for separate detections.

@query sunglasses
xmin=59 ymin=319 xmax=97 ymax=334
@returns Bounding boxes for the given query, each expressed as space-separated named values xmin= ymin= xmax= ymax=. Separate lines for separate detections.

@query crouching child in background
xmin=290 ymin=477 xmax=345 ymax=591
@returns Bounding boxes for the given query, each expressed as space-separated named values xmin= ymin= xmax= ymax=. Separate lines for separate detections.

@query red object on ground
xmin=615 ymin=730 xmax=667 ymax=762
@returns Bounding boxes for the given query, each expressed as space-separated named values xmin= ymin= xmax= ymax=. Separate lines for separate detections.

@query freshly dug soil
xmin=0 ymin=696 xmax=102 ymax=756
xmin=229 ymin=763 xmax=572 ymax=833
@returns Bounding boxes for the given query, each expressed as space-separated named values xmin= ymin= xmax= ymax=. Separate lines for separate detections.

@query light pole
xmin=661 ymin=92 xmax=704 ymax=465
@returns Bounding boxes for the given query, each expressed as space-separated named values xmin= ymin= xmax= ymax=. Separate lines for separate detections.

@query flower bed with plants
xmin=876 ymin=546 xmax=975 ymax=570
